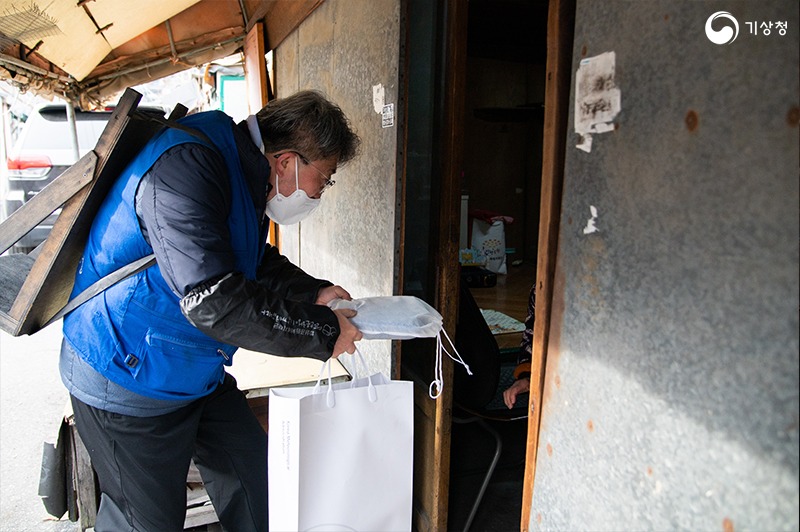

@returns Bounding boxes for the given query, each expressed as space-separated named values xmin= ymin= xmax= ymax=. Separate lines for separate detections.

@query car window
xmin=18 ymin=110 xmax=112 ymax=153
xmin=12 ymin=106 xmax=164 ymax=166
xmin=3 ymin=104 xmax=165 ymax=252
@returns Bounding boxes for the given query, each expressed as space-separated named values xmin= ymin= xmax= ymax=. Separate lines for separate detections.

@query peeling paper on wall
xmin=372 ymin=84 xmax=385 ymax=114
xmin=583 ymin=205 xmax=599 ymax=234
xmin=574 ymin=51 xmax=621 ymax=153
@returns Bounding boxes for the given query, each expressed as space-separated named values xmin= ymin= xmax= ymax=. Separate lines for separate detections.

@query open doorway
xmin=447 ymin=0 xmax=549 ymax=529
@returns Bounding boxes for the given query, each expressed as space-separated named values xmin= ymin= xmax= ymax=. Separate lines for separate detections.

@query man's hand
xmin=331 ymin=308 xmax=363 ymax=358
xmin=503 ymin=377 xmax=530 ymax=409
xmin=316 ymin=285 xmax=352 ymax=305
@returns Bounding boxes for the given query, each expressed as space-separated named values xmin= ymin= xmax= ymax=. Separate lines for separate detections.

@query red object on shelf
xmin=469 ymin=208 xmax=514 ymax=225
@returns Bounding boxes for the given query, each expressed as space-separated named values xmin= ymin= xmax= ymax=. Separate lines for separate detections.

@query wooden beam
xmin=520 ymin=0 xmax=576 ymax=529
xmin=0 ymin=153 xmax=96 ymax=255
xmin=241 ymin=19 xmax=280 ymax=248
xmin=0 ymin=89 xmax=188 ymax=337
xmin=71 ymin=424 xmax=98 ymax=530
xmin=6 ymin=90 xmax=142 ymax=335
xmin=426 ymin=0 xmax=469 ymax=530
xmin=244 ymin=22 xmax=268 ymax=114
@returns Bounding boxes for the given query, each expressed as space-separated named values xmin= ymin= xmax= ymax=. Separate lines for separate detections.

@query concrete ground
xmin=0 ymin=321 xmax=78 ymax=532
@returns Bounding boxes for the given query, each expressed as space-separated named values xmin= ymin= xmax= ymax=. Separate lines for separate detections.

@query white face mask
xmin=265 ymin=156 xmax=321 ymax=225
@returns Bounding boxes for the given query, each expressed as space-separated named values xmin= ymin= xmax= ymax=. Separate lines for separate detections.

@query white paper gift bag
xmin=268 ymin=355 xmax=414 ymax=532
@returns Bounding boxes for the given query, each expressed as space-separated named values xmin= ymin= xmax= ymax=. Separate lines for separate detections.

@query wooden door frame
xmin=398 ymin=0 xmax=467 ymax=529
xmin=400 ymin=0 xmax=575 ymax=528
xmin=520 ymin=0 xmax=576 ymax=529
xmin=429 ymin=0 xmax=469 ymax=529
xmin=417 ymin=0 xmax=575 ymax=528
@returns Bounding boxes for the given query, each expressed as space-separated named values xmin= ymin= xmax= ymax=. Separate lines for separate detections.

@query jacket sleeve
xmin=184 ymin=240 xmax=337 ymax=360
xmin=180 ymin=272 xmax=339 ymax=361
xmin=255 ymin=244 xmax=334 ymax=300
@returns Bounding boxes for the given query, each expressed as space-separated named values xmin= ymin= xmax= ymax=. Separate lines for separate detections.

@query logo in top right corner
xmin=705 ymin=10 xmax=789 ymax=44
xmin=705 ymin=11 xmax=739 ymax=44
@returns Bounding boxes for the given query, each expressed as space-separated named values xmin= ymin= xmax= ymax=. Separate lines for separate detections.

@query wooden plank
xmin=520 ymin=0 xmax=576 ymax=530
xmin=244 ymin=22 xmax=268 ymax=114
xmin=5 ymin=89 xmax=171 ymax=336
xmin=413 ymin=377 xmax=436 ymax=422
xmin=71 ymin=424 xmax=98 ymax=530
xmin=185 ymin=459 xmax=219 ymax=529
xmin=411 ymin=392 xmax=436 ymax=532
xmin=0 ymin=254 xmax=34 ymax=329
xmin=3 ymin=89 xmax=142 ymax=334
xmin=186 ymin=487 xmax=210 ymax=507
xmin=429 ymin=0 xmax=468 ymax=529
xmin=0 ymin=91 xmax=187 ymax=336
xmin=168 ymin=104 xmax=189 ymax=121
xmin=0 ymin=152 xmax=96 ymax=255
xmin=184 ymin=504 xmax=219 ymax=529
xmin=406 ymin=0 xmax=468 ymax=527
xmin=65 ymin=427 xmax=78 ymax=522
xmin=242 ymin=19 xmax=280 ymax=248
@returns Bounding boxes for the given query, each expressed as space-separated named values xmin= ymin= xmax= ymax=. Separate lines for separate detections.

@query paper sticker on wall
xmin=574 ymin=51 xmax=621 ymax=153
xmin=382 ymin=104 xmax=395 ymax=128
xmin=583 ymin=205 xmax=599 ymax=234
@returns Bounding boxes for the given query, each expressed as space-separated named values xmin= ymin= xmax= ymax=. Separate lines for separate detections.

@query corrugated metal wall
xmin=273 ymin=0 xmax=402 ymax=376
xmin=530 ymin=1 xmax=798 ymax=530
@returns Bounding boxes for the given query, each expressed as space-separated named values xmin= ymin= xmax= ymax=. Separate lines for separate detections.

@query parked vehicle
xmin=3 ymin=104 xmax=163 ymax=253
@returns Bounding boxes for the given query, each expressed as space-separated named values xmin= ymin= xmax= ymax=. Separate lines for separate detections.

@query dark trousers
xmin=70 ymin=373 xmax=268 ymax=532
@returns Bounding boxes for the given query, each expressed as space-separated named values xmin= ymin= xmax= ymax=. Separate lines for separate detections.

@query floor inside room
xmin=448 ymin=412 xmax=529 ymax=531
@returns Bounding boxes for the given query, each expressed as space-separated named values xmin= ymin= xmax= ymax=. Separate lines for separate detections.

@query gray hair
xmin=256 ymin=90 xmax=360 ymax=165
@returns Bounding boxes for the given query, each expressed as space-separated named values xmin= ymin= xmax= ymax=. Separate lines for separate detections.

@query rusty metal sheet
xmin=530 ymin=1 xmax=799 ymax=530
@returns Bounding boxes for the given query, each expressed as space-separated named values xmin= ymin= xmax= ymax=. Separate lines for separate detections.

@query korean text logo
xmin=705 ymin=11 xmax=789 ymax=44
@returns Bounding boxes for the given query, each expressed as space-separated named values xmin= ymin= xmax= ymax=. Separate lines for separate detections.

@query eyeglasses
xmin=274 ymin=151 xmax=336 ymax=194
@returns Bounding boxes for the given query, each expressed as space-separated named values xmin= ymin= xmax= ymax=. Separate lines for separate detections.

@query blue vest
xmin=63 ymin=111 xmax=265 ymax=400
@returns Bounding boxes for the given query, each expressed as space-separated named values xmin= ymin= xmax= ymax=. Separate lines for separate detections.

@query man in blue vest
xmin=60 ymin=90 xmax=362 ymax=531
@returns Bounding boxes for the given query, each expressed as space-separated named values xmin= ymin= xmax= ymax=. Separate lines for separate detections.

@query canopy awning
xmin=0 ymin=0 xmax=322 ymax=107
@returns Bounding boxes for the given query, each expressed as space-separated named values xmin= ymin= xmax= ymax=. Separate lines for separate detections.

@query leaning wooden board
xmin=0 ymin=88 xmax=186 ymax=336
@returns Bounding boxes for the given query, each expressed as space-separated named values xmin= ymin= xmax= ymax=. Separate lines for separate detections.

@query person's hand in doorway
xmin=503 ymin=377 xmax=530 ymax=409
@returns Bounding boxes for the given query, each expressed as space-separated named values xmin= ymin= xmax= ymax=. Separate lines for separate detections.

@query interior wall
xmin=530 ymin=1 xmax=799 ymax=530
xmin=461 ymin=1 xmax=547 ymax=265
xmin=273 ymin=0 xmax=402 ymax=376
xmin=462 ymin=57 xmax=545 ymax=263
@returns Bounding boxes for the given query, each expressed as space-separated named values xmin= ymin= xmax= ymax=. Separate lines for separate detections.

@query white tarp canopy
xmin=0 ymin=0 xmax=322 ymax=106
xmin=0 ymin=0 xmax=201 ymax=81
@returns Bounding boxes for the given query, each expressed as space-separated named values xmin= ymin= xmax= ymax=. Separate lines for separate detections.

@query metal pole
xmin=65 ymin=101 xmax=80 ymax=162
xmin=0 ymin=95 xmax=9 ymax=220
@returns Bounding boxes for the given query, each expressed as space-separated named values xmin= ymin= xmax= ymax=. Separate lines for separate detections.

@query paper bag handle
xmin=312 ymin=360 xmax=336 ymax=407
xmin=349 ymin=349 xmax=378 ymax=401
xmin=313 ymin=349 xmax=377 ymax=408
